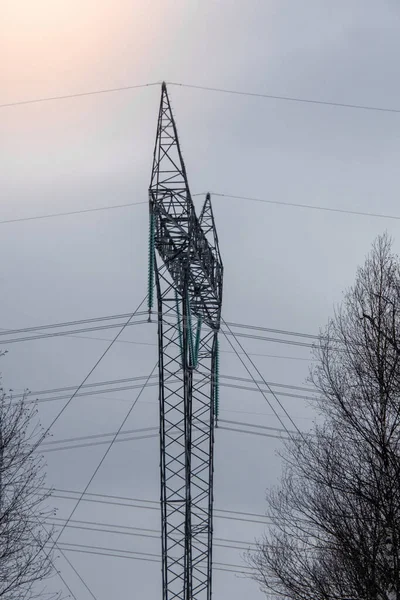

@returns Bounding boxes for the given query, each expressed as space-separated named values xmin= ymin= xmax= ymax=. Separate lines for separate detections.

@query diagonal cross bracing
xmin=149 ymin=83 xmax=223 ymax=600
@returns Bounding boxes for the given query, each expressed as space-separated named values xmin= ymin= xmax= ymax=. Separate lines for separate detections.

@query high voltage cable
xmin=19 ymin=372 xmax=314 ymax=402
xmin=0 ymin=310 xmax=314 ymax=339
xmin=22 ymin=379 xmax=314 ymax=409
xmin=221 ymin=319 xmax=305 ymax=440
xmin=48 ymin=544 xmax=251 ymax=576
xmin=40 ymin=432 xmax=158 ymax=454
xmin=219 ymin=425 xmax=291 ymax=441
xmin=50 ymin=363 xmax=158 ymax=552
xmin=0 ymin=201 xmax=147 ymax=225
xmin=20 ymin=297 xmax=150 ymax=591
xmin=57 ymin=547 xmax=98 ymax=600
xmin=37 ymin=416 xmax=306 ymax=454
xmin=45 ymin=521 xmax=254 ymax=552
xmin=33 ymin=298 xmax=148 ymax=449
xmin=0 ymin=82 xmax=160 ymax=109
xmin=167 ymin=81 xmax=400 ymax=115
xmin=3 ymin=79 xmax=400 ymax=115
xmin=0 ymin=318 xmax=150 ymax=345
xmin=212 ymin=192 xmax=400 ymax=221
xmin=43 ymin=486 xmax=280 ymax=524
xmin=41 ymin=425 xmax=157 ymax=447
xmin=0 ymin=310 xmax=321 ymax=348
xmin=69 ymin=335 xmax=312 ymax=363
xmin=22 ymin=381 xmax=313 ymax=410
xmin=45 ymin=516 xmax=258 ymax=548
xmin=0 ymin=326 xmax=315 ymax=348
xmin=39 ymin=425 xmax=290 ymax=455
xmin=3 ymin=193 xmax=400 ymax=225
xmin=220 ymin=418 xmax=301 ymax=436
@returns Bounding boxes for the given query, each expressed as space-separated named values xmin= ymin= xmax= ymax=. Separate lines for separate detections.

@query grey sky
xmin=2 ymin=0 xmax=400 ymax=598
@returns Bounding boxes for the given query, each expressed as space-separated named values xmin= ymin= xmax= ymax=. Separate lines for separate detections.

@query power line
xmin=46 ymin=516 xmax=258 ymax=548
xmin=39 ymin=425 xmax=291 ymax=455
xmin=56 ymin=545 xmax=98 ymax=600
xmin=168 ymin=81 xmax=400 ymax=115
xmin=40 ymin=432 xmax=158 ymax=454
xmin=219 ymin=418 xmax=302 ymax=437
xmin=37 ymin=412 xmax=310 ymax=454
xmin=221 ymin=319 xmax=304 ymax=438
xmin=50 ymin=545 xmax=251 ymax=576
xmin=212 ymin=192 xmax=400 ymax=222
xmin=41 ymin=425 xmax=157 ymax=447
xmin=219 ymin=425 xmax=291 ymax=441
xmin=0 ymin=311 xmax=147 ymax=337
xmin=23 ymin=372 xmax=314 ymax=403
xmin=51 ymin=541 xmax=253 ymax=573
xmin=0 ymin=311 xmax=320 ymax=352
xmin=0 ymin=201 xmax=147 ymax=226
xmin=46 ymin=520 xmax=255 ymax=552
xmin=3 ymin=191 xmax=399 ymax=228
xmin=3 ymin=79 xmax=400 ymax=115
xmin=43 ymin=486 xmax=278 ymax=525
xmin=226 ymin=320 xmax=321 ymax=341
xmin=0 ymin=310 xmax=316 ymax=341
xmin=51 ymin=363 xmax=157 ymax=551
xmin=0 ymin=318 xmax=150 ymax=345
xmin=34 ymin=297 xmax=148 ymax=450
xmin=21 ymin=378 xmax=314 ymax=414
xmin=0 ymin=82 xmax=159 ymax=109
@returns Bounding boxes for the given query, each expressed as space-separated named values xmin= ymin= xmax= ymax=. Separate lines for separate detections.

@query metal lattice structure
xmin=148 ymin=82 xmax=223 ymax=600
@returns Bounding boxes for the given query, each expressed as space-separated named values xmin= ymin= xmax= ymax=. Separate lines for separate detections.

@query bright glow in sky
xmin=2 ymin=1 xmax=167 ymax=100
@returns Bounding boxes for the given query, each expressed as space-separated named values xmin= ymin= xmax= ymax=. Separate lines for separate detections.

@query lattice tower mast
xmin=148 ymin=82 xmax=223 ymax=600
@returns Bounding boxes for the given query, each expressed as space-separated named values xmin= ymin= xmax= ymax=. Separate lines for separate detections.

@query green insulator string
xmin=193 ymin=316 xmax=202 ymax=368
xmin=186 ymin=293 xmax=195 ymax=368
xmin=175 ymin=291 xmax=184 ymax=368
xmin=147 ymin=213 xmax=155 ymax=320
xmin=214 ymin=337 xmax=220 ymax=426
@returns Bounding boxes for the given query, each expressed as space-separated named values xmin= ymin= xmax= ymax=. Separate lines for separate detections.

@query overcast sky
xmin=2 ymin=1 xmax=400 ymax=598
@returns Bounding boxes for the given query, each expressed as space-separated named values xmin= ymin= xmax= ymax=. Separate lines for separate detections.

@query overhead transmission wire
xmin=20 ymin=371 xmax=314 ymax=400
xmin=49 ymin=362 xmax=158 ymax=551
xmin=0 ymin=82 xmax=160 ymax=109
xmin=30 ymin=505 xmax=99 ymax=600
xmin=3 ymin=79 xmax=400 ymax=114
xmin=45 ymin=543 xmax=251 ymax=576
xmin=37 ymin=416 xmax=299 ymax=455
xmin=2 ymin=192 xmax=400 ymax=226
xmin=39 ymin=428 xmax=284 ymax=454
xmin=45 ymin=521 xmax=256 ymax=552
xmin=211 ymin=192 xmax=400 ymax=222
xmin=56 ymin=547 xmax=98 ymax=600
xmin=220 ymin=318 xmax=307 ymax=440
xmin=21 ymin=372 xmax=314 ymax=405
xmin=44 ymin=516 xmax=258 ymax=549
xmin=42 ymin=486 xmax=286 ymax=525
xmin=0 ymin=200 xmax=147 ymax=226
xmin=167 ymin=81 xmax=400 ymax=115
xmin=21 ymin=295 xmax=149 ymax=598
xmin=32 ymin=296 xmax=148 ymax=450
xmin=26 ymin=527 xmax=81 ymax=600
xmin=0 ymin=309 xmax=324 ymax=349
xmin=50 ymin=541 xmax=254 ymax=569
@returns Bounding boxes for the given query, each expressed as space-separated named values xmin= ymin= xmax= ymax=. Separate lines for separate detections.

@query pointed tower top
xmin=199 ymin=193 xmax=221 ymax=262
xmin=149 ymin=82 xmax=190 ymax=196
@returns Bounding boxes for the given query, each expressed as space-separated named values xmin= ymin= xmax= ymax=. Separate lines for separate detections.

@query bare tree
xmin=0 ymin=381 xmax=58 ymax=600
xmin=250 ymin=234 xmax=400 ymax=600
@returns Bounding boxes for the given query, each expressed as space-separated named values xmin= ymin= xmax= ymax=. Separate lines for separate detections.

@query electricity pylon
xmin=148 ymin=82 xmax=223 ymax=600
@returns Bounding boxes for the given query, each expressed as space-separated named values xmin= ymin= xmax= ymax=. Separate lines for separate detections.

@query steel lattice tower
xmin=148 ymin=82 xmax=223 ymax=600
